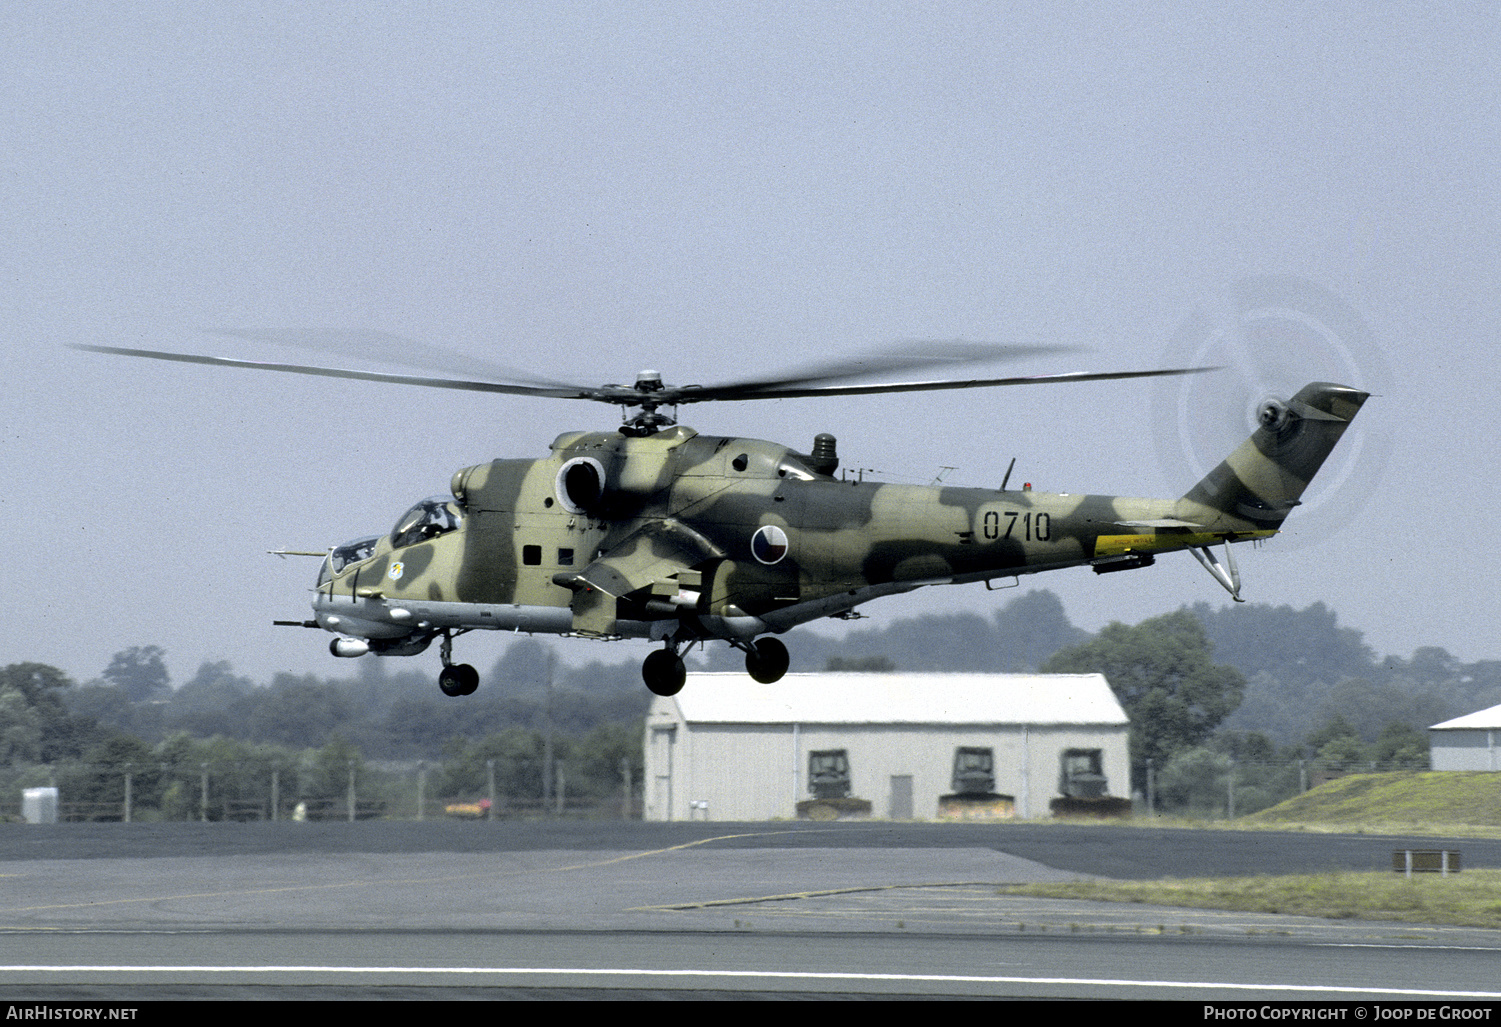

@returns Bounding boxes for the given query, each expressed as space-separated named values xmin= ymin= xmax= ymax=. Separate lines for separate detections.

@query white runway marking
xmin=4 ymin=964 xmax=1501 ymax=998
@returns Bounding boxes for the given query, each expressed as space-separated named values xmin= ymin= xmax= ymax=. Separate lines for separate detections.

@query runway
xmin=2 ymin=821 xmax=1500 ymax=999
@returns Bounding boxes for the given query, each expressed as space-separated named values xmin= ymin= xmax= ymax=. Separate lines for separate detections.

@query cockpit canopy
xmin=331 ymin=535 xmax=379 ymax=571
xmin=390 ymin=496 xmax=464 ymax=550
xmin=318 ymin=535 xmax=380 ymax=586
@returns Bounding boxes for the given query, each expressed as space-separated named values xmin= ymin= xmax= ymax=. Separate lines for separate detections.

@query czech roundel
xmin=751 ymin=524 xmax=789 ymax=565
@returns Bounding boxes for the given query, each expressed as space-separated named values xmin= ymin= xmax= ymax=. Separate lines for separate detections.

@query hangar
xmin=1429 ymin=703 xmax=1501 ymax=771
xmin=642 ymin=672 xmax=1130 ymax=821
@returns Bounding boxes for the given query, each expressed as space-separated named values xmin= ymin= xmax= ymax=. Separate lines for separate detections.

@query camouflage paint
xmin=313 ymin=381 xmax=1367 ymax=656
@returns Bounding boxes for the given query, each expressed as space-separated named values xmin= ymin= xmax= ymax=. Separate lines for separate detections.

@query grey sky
xmin=3 ymin=4 xmax=1496 ymax=687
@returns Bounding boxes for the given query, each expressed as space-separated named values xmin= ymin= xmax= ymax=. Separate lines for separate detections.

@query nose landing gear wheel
xmin=745 ymin=637 xmax=789 ymax=683
xmin=642 ymin=649 xmax=687 ymax=696
xmin=439 ymin=663 xmax=479 ymax=697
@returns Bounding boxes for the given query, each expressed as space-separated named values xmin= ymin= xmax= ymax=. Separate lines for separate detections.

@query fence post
xmin=486 ymin=760 xmax=496 ymax=821
xmin=621 ymin=756 xmax=631 ymax=820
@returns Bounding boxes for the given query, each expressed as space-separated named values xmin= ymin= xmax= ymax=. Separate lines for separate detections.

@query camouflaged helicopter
xmin=76 ymin=342 xmax=1367 ymax=697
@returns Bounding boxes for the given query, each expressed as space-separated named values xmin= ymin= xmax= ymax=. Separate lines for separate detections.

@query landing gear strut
xmin=437 ymin=631 xmax=479 ymax=697
xmin=642 ymin=646 xmax=686 ymax=697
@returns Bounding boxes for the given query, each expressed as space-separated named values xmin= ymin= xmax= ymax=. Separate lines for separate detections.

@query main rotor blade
xmin=668 ymin=341 xmax=1071 ymax=403
xmin=72 ymin=343 xmax=1218 ymax=414
xmin=199 ymin=328 xmax=574 ymax=390
xmin=672 ymin=365 xmax=1220 ymax=403
xmin=70 ymin=344 xmax=618 ymax=402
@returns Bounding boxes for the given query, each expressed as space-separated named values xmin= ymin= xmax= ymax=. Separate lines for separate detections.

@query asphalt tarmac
xmin=2 ymin=821 xmax=1500 ymax=1000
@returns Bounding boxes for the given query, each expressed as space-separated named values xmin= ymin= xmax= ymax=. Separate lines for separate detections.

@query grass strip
xmin=1000 ymin=869 xmax=1501 ymax=929
xmin=1240 ymin=772 xmax=1501 ymax=829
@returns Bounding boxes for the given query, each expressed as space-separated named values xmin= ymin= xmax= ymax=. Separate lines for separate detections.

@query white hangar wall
xmin=643 ymin=672 xmax=1130 ymax=822
xmin=1429 ymin=703 xmax=1501 ymax=771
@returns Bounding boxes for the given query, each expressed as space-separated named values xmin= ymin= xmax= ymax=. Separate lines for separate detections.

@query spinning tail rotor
xmin=1152 ymin=276 xmax=1390 ymax=548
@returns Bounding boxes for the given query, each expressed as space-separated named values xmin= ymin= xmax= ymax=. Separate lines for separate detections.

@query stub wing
xmin=554 ymin=520 xmax=716 ymax=636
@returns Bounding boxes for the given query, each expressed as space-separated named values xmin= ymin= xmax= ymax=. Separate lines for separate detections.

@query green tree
xmin=1194 ymin=600 xmax=1374 ymax=690
xmin=0 ymin=685 xmax=42 ymax=764
xmin=569 ymin=720 xmax=644 ymax=801
xmin=304 ymin=734 xmax=365 ymax=801
xmin=992 ymin=589 xmax=1089 ymax=670
xmin=1372 ymin=722 xmax=1430 ymax=769
xmin=1156 ymin=746 xmax=1233 ymax=817
xmin=1211 ymin=730 xmax=1278 ymax=763
xmin=439 ymin=727 xmax=547 ymax=802
xmin=1304 ymin=714 xmax=1360 ymax=754
xmin=244 ymin=674 xmax=357 ymax=748
xmin=488 ymin=638 xmax=555 ymax=694
xmin=101 ymin=646 xmax=170 ymax=703
xmin=65 ymin=733 xmax=158 ymax=816
xmin=0 ymin=662 xmax=97 ymax=762
xmin=1318 ymin=677 xmax=1451 ymax=743
xmin=1042 ymin=610 xmax=1246 ymax=789
xmin=66 ymin=683 xmax=132 ymax=728
xmin=167 ymin=662 xmax=255 ymax=737
xmin=1314 ymin=734 xmax=1368 ymax=771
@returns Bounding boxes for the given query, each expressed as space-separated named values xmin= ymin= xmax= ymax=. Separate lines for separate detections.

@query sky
xmin=2 ymin=3 xmax=1497 ymax=689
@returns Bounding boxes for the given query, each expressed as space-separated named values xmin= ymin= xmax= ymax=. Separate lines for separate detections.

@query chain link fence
xmin=1141 ymin=754 xmax=1433 ymax=819
xmin=5 ymin=754 xmax=1432 ymax=823
xmin=1 ymin=758 xmax=641 ymax=823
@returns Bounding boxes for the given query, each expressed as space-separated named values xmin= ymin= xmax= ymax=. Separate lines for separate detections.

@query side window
xmin=522 ymin=545 xmax=542 ymax=566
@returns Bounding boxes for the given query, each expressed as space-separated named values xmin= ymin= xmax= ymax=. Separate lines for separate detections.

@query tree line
xmin=0 ymin=645 xmax=646 ymax=820
xmin=2 ymin=589 xmax=1491 ymax=819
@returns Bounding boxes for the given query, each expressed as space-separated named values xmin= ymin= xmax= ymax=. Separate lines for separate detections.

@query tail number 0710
xmin=981 ymin=510 xmax=1051 ymax=542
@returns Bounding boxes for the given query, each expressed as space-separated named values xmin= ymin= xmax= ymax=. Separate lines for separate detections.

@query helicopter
xmin=75 ymin=341 xmax=1367 ymax=697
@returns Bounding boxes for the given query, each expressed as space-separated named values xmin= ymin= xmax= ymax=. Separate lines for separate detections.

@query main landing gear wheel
xmin=642 ymin=649 xmax=687 ymax=697
xmin=438 ymin=663 xmax=479 ymax=697
xmin=745 ymin=637 xmax=790 ymax=683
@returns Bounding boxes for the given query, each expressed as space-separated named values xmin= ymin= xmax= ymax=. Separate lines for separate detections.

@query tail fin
xmin=1178 ymin=382 xmax=1369 ymax=531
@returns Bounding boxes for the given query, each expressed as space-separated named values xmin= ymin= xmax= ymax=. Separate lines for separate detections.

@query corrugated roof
xmin=665 ymin=672 xmax=1127 ymax=726
xmin=1430 ymin=703 xmax=1501 ymax=731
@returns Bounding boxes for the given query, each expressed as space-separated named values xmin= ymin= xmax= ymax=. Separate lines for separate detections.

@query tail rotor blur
xmin=1152 ymin=276 xmax=1391 ymax=549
